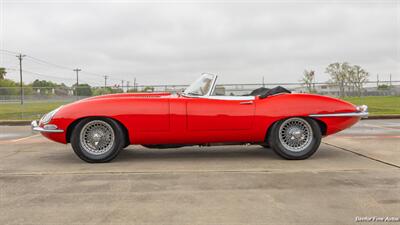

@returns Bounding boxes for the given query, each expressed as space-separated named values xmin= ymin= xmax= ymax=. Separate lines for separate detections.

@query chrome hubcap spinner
xmin=278 ymin=118 xmax=313 ymax=152
xmin=80 ymin=120 xmax=115 ymax=155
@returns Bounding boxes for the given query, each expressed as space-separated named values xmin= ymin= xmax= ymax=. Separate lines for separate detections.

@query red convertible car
xmin=32 ymin=74 xmax=368 ymax=163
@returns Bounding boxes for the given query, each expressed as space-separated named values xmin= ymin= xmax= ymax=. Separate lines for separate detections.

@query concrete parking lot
xmin=0 ymin=120 xmax=399 ymax=225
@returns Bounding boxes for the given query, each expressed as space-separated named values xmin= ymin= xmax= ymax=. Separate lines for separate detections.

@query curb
xmin=1 ymin=115 xmax=400 ymax=126
xmin=363 ymin=115 xmax=400 ymax=120
xmin=0 ymin=120 xmax=32 ymax=126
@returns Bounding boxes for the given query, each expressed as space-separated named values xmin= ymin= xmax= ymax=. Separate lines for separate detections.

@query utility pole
xmin=73 ymin=68 xmax=81 ymax=98
xmin=121 ymin=80 xmax=124 ymax=92
xmin=104 ymin=75 xmax=108 ymax=88
xmin=16 ymin=54 xmax=26 ymax=105
xmin=126 ymin=81 xmax=130 ymax=92
xmin=389 ymin=74 xmax=392 ymax=86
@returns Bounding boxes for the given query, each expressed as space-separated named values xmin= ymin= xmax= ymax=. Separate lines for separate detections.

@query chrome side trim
xmin=309 ymin=112 xmax=369 ymax=118
xmin=31 ymin=120 xmax=64 ymax=133
xmin=205 ymin=96 xmax=255 ymax=100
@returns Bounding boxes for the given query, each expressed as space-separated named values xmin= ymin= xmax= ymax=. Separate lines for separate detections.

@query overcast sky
xmin=0 ymin=0 xmax=399 ymax=86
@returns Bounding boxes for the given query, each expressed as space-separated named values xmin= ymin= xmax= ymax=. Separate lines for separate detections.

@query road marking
xmin=335 ymin=135 xmax=400 ymax=139
xmin=10 ymin=134 xmax=40 ymax=142
xmin=0 ymin=168 xmax=384 ymax=177
xmin=323 ymin=142 xmax=400 ymax=169
xmin=363 ymin=124 xmax=400 ymax=131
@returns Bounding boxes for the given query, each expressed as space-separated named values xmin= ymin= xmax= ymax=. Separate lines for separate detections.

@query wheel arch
xmin=264 ymin=116 xmax=327 ymax=142
xmin=66 ymin=116 xmax=130 ymax=145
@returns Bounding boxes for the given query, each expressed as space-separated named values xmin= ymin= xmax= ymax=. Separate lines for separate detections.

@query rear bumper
xmin=309 ymin=111 xmax=369 ymax=118
xmin=31 ymin=120 xmax=64 ymax=133
xmin=309 ymin=105 xmax=369 ymax=119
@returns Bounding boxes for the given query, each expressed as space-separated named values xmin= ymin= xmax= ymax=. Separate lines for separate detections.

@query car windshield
xmin=183 ymin=74 xmax=216 ymax=96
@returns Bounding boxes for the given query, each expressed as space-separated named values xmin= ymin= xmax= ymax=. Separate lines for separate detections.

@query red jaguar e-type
xmin=32 ymin=74 xmax=368 ymax=163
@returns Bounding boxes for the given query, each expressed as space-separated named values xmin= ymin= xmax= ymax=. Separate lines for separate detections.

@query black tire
xmin=123 ymin=142 xmax=130 ymax=149
xmin=71 ymin=118 xmax=125 ymax=163
xmin=268 ymin=117 xmax=321 ymax=160
xmin=259 ymin=143 xmax=270 ymax=148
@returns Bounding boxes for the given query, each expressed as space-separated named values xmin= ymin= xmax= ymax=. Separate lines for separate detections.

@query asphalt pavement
xmin=0 ymin=119 xmax=399 ymax=225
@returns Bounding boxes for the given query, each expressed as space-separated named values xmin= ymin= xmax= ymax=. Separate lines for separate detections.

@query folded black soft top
xmin=246 ymin=86 xmax=291 ymax=99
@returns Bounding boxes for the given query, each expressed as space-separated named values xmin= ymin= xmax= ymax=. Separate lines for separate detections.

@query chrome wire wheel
xmin=278 ymin=118 xmax=313 ymax=152
xmin=79 ymin=120 xmax=115 ymax=155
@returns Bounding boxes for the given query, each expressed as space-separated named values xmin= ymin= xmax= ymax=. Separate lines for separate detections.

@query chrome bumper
xmin=309 ymin=105 xmax=369 ymax=119
xmin=309 ymin=111 xmax=369 ymax=118
xmin=31 ymin=120 xmax=64 ymax=133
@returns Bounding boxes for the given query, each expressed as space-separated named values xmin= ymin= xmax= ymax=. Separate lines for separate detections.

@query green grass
xmin=0 ymin=101 xmax=67 ymax=120
xmin=0 ymin=96 xmax=399 ymax=120
xmin=342 ymin=96 xmax=400 ymax=115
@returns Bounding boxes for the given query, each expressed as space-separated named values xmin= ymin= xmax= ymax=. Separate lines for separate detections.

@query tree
xmin=301 ymin=70 xmax=316 ymax=93
xmin=350 ymin=65 xmax=369 ymax=97
xmin=326 ymin=62 xmax=351 ymax=97
xmin=142 ymin=86 xmax=155 ymax=92
xmin=377 ymin=84 xmax=390 ymax=90
xmin=72 ymin=83 xmax=92 ymax=96
xmin=326 ymin=62 xmax=369 ymax=97
xmin=0 ymin=67 xmax=6 ymax=80
xmin=127 ymin=87 xmax=138 ymax=93
xmin=0 ymin=78 xmax=18 ymax=96
xmin=54 ymin=83 xmax=69 ymax=96
xmin=92 ymin=87 xmax=122 ymax=96
xmin=31 ymin=79 xmax=58 ymax=95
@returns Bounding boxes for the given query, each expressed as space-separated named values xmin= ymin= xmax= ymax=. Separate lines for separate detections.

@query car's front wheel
xmin=268 ymin=117 xmax=321 ymax=160
xmin=71 ymin=118 xmax=124 ymax=163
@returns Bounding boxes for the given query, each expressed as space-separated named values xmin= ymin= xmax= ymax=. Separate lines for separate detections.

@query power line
xmin=6 ymin=67 xmax=103 ymax=86
xmin=25 ymin=70 xmax=74 ymax=81
xmin=26 ymin=55 xmax=74 ymax=71
xmin=80 ymin=70 xmax=105 ymax=78
xmin=0 ymin=49 xmax=20 ymax=55
xmin=6 ymin=67 xmax=75 ymax=81
xmin=25 ymin=55 xmax=107 ymax=79
xmin=1 ymin=49 xmax=127 ymax=81
xmin=0 ymin=51 xmax=18 ymax=57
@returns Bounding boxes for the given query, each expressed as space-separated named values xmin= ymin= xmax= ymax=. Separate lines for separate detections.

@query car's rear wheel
xmin=268 ymin=117 xmax=321 ymax=160
xmin=71 ymin=118 xmax=124 ymax=163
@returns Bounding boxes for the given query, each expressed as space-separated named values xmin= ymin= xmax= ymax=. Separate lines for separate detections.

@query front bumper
xmin=31 ymin=120 xmax=64 ymax=133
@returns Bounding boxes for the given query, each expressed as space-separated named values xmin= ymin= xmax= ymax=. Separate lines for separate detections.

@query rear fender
xmin=255 ymin=94 xmax=357 ymax=140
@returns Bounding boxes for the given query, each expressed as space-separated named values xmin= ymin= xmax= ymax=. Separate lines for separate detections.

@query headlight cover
xmin=39 ymin=106 xmax=63 ymax=125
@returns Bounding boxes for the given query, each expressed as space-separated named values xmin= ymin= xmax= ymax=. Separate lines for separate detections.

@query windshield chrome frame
xmin=182 ymin=73 xmax=218 ymax=98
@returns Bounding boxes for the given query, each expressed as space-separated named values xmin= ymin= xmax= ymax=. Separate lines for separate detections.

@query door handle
xmin=239 ymin=101 xmax=253 ymax=105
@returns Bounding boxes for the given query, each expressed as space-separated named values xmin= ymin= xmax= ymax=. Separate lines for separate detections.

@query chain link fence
xmin=1 ymin=80 xmax=399 ymax=103
xmin=1 ymin=81 xmax=399 ymax=120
